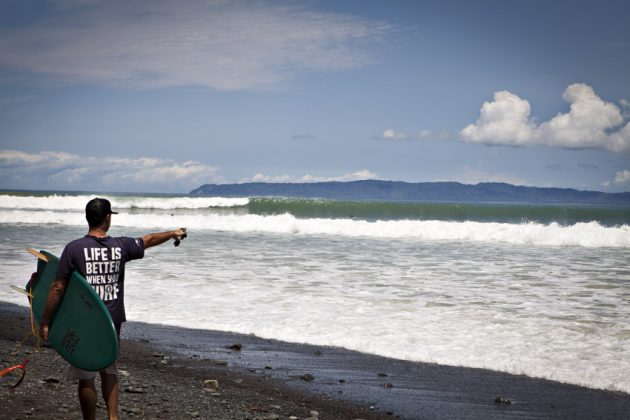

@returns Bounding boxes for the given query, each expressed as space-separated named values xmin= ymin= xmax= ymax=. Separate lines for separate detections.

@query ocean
xmin=1 ymin=191 xmax=629 ymax=394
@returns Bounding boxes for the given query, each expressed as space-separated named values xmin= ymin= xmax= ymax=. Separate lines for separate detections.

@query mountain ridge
xmin=190 ymin=180 xmax=630 ymax=205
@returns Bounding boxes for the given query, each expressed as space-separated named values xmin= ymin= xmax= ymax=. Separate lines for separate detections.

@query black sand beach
xmin=2 ymin=301 xmax=629 ymax=419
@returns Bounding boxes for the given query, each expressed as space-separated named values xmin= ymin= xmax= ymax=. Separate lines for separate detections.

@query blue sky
xmin=1 ymin=0 xmax=629 ymax=193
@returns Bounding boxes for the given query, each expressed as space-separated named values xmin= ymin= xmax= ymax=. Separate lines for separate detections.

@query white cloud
xmin=0 ymin=0 xmax=393 ymax=90
xmin=460 ymin=91 xmax=537 ymax=146
xmin=301 ymin=169 xmax=378 ymax=182
xmin=614 ymin=170 xmax=630 ymax=184
xmin=602 ymin=169 xmax=630 ymax=188
xmin=0 ymin=149 xmax=219 ymax=192
xmin=382 ymin=129 xmax=408 ymax=140
xmin=246 ymin=170 xmax=377 ymax=183
xmin=461 ymin=83 xmax=630 ymax=153
xmin=251 ymin=173 xmax=292 ymax=183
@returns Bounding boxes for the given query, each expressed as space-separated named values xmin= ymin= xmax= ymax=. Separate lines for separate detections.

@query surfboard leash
xmin=4 ymin=283 xmax=42 ymax=390
xmin=4 ymin=324 xmax=34 ymax=390
xmin=0 ymin=359 xmax=29 ymax=389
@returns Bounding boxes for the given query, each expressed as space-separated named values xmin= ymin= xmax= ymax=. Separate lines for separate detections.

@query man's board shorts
xmin=67 ymin=323 xmax=121 ymax=381
xmin=67 ymin=362 xmax=117 ymax=381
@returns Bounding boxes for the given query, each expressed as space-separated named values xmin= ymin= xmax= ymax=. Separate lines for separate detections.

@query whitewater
xmin=1 ymin=192 xmax=629 ymax=394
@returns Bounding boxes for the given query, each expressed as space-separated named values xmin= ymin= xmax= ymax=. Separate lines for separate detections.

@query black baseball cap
xmin=86 ymin=198 xmax=118 ymax=227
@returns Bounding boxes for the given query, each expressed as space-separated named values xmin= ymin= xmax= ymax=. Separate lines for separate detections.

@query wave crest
xmin=1 ymin=209 xmax=627 ymax=248
xmin=0 ymin=194 xmax=249 ymax=210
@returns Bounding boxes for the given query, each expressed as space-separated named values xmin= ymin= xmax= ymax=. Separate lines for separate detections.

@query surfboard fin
xmin=10 ymin=285 xmax=32 ymax=297
xmin=26 ymin=247 xmax=48 ymax=262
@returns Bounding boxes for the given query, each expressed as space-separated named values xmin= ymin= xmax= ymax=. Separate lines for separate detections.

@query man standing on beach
xmin=39 ymin=197 xmax=187 ymax=420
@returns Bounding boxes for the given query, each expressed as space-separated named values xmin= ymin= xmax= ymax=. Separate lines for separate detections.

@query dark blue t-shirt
xmin=56 ymin=235 xmax=145 ymax=325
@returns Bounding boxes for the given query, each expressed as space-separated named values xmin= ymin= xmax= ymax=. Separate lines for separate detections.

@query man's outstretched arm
xmin=142 ymin=228 xmax=187 ymax=249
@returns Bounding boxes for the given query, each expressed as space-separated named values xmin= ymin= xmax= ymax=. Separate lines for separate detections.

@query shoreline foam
xmin=3 ymin=301 xmax=629 ymax=419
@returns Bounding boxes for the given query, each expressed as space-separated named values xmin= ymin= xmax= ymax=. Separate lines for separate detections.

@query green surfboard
xmin=25 ymin=248 xmax=119 ymax=371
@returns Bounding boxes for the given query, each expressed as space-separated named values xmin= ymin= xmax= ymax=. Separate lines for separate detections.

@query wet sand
xmin=2 ymin=301 xmax=629 ymax=419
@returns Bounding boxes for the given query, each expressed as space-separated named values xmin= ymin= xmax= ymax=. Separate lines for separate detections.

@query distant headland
xmin=190 ymin=180 xmax=630 ymax=205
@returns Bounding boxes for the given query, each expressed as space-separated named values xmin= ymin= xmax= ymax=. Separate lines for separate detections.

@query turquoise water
xmin=246 ymin=197 xmax=630 ymax=226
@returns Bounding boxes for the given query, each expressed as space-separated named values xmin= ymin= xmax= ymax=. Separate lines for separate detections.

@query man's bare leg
xmin=101 ymin=372 xmax=119 ymax=420
xmin=78 ymin=378 xmax=97 ymax=420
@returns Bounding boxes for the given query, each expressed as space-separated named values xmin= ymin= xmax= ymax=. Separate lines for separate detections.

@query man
xmin=39 ymin=197 xmax=187 ymax=420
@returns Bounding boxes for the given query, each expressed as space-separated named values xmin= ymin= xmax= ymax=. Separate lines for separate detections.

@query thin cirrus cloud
xmin=460 ymin=83 xmax=630 ymax=153
xmin=0 ymin=149 xmax=220 ymax=191
xmin=449 ymin=166 xmax=532 ymax=187
xmin=0 ymin=0 xmax=393 ymax=90
xmin=250 ymin=170 xmax=378 ymax=183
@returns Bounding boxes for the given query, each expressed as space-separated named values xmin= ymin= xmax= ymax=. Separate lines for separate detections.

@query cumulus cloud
xmin=0 ymin=149 xmax=219 ymax=192
xmin=460 ymin=91 xmax=537 ymax=146
xmin=613 ymin=170 xmax=630 ymax=184
xmin=461 ymin=83 xmax=630 ymax=153
xmin=382 ymin=129 xmax=408 ymax=140
xmin=0 ymin=0 xmax=393 ymax=90
xmin=602 ymin=169 xmax=630 ymax=188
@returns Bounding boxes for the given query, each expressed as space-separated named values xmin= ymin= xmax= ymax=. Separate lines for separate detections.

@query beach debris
xmin=495 ymin=396 xmax=512 ymax=405
xmin=228 ymin=343 xmax=242 ymax=351
xmin=124 ymin=407 xmax=143 ymax=415
xmin=300 ymin=373 xmax=315 ymax=382
xmin=203 ymin=379 xmax=220 ymax=390
xmin=126 ymin=386 xmax=146 ymax=394
xmin=124 ymin=386 xmax=145 ymax=394
xmin=383 ymin=382 xmax=394 ymax=388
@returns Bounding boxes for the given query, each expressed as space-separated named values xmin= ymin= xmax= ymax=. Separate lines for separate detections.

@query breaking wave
xmin=1 ymin=209 xmax=628 ymax=248
xmin=0 ymin=193 xmax=249 ymax=210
